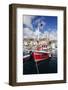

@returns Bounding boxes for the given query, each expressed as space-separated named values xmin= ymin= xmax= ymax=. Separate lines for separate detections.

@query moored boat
xmin=32 ymin=45 xmax=51 ymax=62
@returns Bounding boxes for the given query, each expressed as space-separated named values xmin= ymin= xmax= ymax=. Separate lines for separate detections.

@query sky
xmin=23 ymin=15 xmax=57 ymax=40
xmin=23 ymin=15 xmax=57 ymax=33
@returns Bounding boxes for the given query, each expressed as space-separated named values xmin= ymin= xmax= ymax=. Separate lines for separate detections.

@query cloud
xmin=23 ymin=15 xmax=35 ymax=29
xmin=23 ymin=26 xmax=57 ymax=40
xmin=49 ymin=31 xmax=57 ymax=40
xmin=23 ymin=27 xmax=35 ymax=39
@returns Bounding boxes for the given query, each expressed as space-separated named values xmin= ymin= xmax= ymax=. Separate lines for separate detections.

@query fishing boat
xmin=31 ymin=21 xmax=51 ymax=62
xmin=32 ymin=46 xmax=51 ymax=62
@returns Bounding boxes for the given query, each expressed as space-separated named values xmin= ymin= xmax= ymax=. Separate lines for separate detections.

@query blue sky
xmin=23 ymin=15 xmax=57 ymax=33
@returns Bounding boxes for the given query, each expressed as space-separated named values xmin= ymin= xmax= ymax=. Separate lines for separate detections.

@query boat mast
xmin=34 ymin=22 xmax=41 ymax=74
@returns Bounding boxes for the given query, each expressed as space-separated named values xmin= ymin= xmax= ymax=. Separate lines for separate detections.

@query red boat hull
xmin=32 ymin=52 xmax=49 ymax=62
